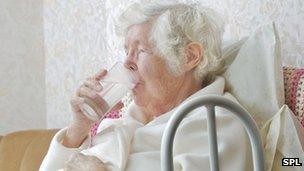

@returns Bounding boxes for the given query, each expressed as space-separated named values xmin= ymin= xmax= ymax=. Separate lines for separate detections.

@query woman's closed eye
xmin=138 ymin=48 xmax=152 ymax=55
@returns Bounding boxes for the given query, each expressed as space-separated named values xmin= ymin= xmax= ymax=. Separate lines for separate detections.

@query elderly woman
xmin=40 ymin=3 xmax=253 ymax=171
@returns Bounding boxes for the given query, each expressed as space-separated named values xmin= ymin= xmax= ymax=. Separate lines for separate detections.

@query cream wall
xmin=0 ymin=0 xmax=45 ymax=134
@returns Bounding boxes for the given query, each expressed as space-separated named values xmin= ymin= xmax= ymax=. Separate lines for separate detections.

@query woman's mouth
xmin=135 ymin=82 xmax=140 ymax=88
xmin=132 ymin=82 xmax=141 ymax=91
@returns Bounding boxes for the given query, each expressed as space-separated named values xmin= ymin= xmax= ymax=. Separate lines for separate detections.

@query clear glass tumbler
xmin=80 ymin=62 xmax=136 ymax=121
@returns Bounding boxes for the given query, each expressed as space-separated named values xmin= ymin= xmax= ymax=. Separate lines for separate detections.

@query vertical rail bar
xmin=206 ymin=105 xmax=219 ymax=171
xmin=161 ymin=95 xmax=265 ymax=171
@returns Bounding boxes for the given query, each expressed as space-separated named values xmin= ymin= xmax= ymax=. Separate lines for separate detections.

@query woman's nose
xmin=124 ymin=49 xmax=138 ymax=71
xmin=124 ymin=59 xmax=138 ymax=71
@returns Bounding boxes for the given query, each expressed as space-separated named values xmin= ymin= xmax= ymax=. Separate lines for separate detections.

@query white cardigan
xmin=40 ymin=76 xmax=253 ymax=171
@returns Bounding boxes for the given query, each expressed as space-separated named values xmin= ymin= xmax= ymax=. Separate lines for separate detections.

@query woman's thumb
xmin=110 ymin=101 xmax=124 ymax=111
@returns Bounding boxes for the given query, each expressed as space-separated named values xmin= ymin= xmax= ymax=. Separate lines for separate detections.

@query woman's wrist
xmin=61 ymin=124 xmax=90 ymax=148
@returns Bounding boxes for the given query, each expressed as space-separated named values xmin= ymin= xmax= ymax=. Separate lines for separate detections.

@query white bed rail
xmin=160 ymin=95 xmax=265 ymax=171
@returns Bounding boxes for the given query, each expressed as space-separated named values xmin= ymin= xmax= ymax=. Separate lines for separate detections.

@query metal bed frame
xmin=161 ymin=95 xmax=265 ymax=171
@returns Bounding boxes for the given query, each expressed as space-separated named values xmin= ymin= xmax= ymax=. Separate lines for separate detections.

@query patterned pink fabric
xmin=283 ymin=67 xmax=304 ymax=127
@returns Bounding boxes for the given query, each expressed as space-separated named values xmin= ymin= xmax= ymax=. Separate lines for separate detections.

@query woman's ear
xmin=183 ymin=42 xmax=204 ymax=72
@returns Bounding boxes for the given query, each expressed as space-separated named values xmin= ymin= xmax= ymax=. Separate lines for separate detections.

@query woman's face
xmin=124 ymin=22 xmax=185 ymax=115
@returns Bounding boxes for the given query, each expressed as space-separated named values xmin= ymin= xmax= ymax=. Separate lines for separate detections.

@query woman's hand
xmin=63 ymin=153 xmax=106 ymax=171
xmin=62 ymin=69 xmax=123 ymax=148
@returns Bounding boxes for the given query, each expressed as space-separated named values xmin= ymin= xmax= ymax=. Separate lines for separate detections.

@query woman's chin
xmin=131 ymin=84 xmax=147 ymax=106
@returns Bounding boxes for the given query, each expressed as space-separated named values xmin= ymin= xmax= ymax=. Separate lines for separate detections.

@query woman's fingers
xmin=64 ymin=153 xmax=83 ymax=171
xmin=77 ymin=85 xmax=98 ymax=99
xmin=79 ymin=86 xmax=101 ymax=100
xmin=65 ymin=153 xmax=106 ymax=171
xmin=80 ymin=68 xmax=107 ymax=93
xmin=110 ymin=101 xmax=124 ymax=111
xmin=93 ymin=69 xmax=107 ymax=81
xmin=77 ymin=86 xmax=107 ymax=113
xmin=70 ymin=68 xmax=114 ymax=120
xmin=83 ymin=78 xmax=103 ymax=92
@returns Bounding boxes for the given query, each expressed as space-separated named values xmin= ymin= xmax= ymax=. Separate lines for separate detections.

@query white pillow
xmin=221 ymin=37 xmax=248 ymax=71
xmin=223 ymin=23 xmax=285 ymax=126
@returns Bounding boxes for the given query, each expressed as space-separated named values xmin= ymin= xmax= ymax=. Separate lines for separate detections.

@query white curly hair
xmin=115 ymin=2 xmax=225 ymax=84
